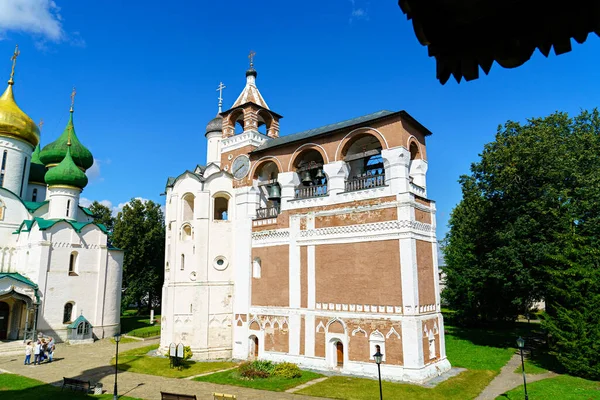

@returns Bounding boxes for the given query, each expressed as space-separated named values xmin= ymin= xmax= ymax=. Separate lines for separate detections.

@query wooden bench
xmin=61 ymin=377 xmax=95 ymax=393
xmin=213 ymin=393 xmax=237 ymax=400
xmin=160 ymin=391 xmax=197 ymax=400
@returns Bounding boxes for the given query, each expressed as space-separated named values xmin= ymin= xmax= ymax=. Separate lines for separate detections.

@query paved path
xmin=476 ymin=354 xmax=557 ymax=400
xmin=0 ymin=338 xmax=327 ymax=400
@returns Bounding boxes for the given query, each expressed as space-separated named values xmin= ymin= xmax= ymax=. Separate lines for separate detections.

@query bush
xmin=238 ymin=361 xmax=270 ymax=379
xmin=251 ymin=360 xmax=275 ymax=374
xmin=183 ymin=346 xmax=193 ymax=361
xmin=273 ymin=362 xmax=302 ymax=379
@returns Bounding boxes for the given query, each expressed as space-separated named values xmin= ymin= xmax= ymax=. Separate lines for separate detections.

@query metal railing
xmin=345 ymin=173 xmax=386 ymax=192
xmin=294 ymin=184 xmax=328 ymax=199
xmin=255 ymin=205 xmax=280 ymax=220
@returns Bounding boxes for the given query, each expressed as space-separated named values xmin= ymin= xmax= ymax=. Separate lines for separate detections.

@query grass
xmin=445 ymin=326 xmax=516 ymax=371
xmin=194 ymin=367 xmax=323 ymax=391
xmin=110 ymin=337 xmax=140 ymax=344
xmin=120 ymin=313 xmax=161 ymax=338
xmin=498 ymin=375 xmax=600 ymax=399
xmin=112 ymin=344 xmax=236 ymax=378
xmin=513 ymin=359 xmax=548 ymax=375
xmin=0 ymin=373 xmax=142 ymax=400
xmin=297 ymin=370 xmax=495 ymax=400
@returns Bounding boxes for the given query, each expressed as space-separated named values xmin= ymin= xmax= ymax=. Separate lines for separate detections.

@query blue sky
xmin=1 ymin=1 xmax=599 ymax=237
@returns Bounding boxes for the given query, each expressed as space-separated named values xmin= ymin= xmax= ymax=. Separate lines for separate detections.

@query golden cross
xmin=38 ymin=119 xmax=44 ymax=131
xmin=9 ymin=44 xmax=20 ymax=84
xmin=70 ymin=86 xmax=77 ymax=112
xmin=248 ymin=50 xmax=256 ymax=68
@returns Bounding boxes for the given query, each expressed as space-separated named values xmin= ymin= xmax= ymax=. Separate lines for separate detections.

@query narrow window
xmin=19 ymin=157 xmax=27 ymax=197
xmin=66 ymin=199 xmax=71 ymax=217
xmin=69 ymin=252 xmax=78 ymax=276
xmin=252 ymin=258 xmax=261 ymax=278
xmin=32 ymin=188 xmax=37 ymax=202
xmin=214 ymin=197 xmax=229 ymax=220
xmin=77 ymin=322 xmax=84 ymax=335
xmin=0 ymin=150 xmax=7 ymax=187
xmin=180 ymin=254 xmax=185 ymax=270
xmin=63 ymin=303 xmax=73 ymax=323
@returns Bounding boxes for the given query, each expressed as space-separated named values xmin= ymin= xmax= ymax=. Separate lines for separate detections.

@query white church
xmin=161 ymin=56 xmax=449 ymax=383
xmin=0 ymin=46 xmax=123 ymax=344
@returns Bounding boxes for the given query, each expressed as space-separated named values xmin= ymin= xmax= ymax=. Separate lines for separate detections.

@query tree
xmin=112 ymin=198 xmax=165 ymax=314
xmin=88 ymin=201 xmax=115 ymax=232
xmin=443 ymin=109 xmax=600 ymax=379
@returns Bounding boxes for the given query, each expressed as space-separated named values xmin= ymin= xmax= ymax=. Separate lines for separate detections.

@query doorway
xmin=0 ymin=301 xmax=9 ymax=340
xmin=249 ymin=335 xmax=259 ymax=359
xmin=335 ymin=341 xmax=344 ymax=367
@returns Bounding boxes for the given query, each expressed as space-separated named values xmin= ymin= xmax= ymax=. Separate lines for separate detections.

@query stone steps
xmin=0 ymin=340 xmax=25 ymax=358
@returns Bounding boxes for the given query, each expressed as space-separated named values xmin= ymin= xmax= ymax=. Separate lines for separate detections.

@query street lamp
xmin=373 ymin=348 xmax=384 ymax=400
xmin=516 ymin=336 xmax=529 ymax=400
xmin=113 ymin=333 xmax=121 ymax=400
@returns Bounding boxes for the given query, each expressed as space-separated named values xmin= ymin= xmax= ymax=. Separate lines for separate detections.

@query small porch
xmin=0 ymin=273 xmax=40 ymax=342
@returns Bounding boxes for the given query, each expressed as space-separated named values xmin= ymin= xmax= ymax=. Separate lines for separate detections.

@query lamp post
xmin=373 ymin=349 xmax=384 ymax=400
xmin=113 ymin=333 xmax=121 ymax=400
xmin=516 ymin=336 xmax=529 ymax=400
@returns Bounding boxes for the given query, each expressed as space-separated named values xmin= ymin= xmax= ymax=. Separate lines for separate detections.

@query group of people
xmin=24 ymin=336 xmax=55 ymax=365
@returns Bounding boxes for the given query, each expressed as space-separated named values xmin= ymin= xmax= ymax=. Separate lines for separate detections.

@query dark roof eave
xmin=220 ymin=102 xmax=284 ymax=119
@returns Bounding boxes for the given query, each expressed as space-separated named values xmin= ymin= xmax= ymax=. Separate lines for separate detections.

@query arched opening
xmin=428 ymin=330 xmax=436 ymax=360
xmin=249 ymin=335 xmax=259 ymax=359
xmin=0 ymin=150 xmax=7 ymax=187
xmin=214 ymin=196 xmax=229 ymax=220
xmin=254 ymin=160 xmax=280 ymax=219
xmin=408 ymin=140 xmax=425 ymax=187
xmin=257 ymin=110 xmax=273 ymax=136
xmin=335 ymin=341 xmax=344 ymax=367
xmin=294 ymin=149 xmax=327 ymax=199
xmin=252 ymin=257 xmax=262 ymax=278
xmin=0 ymin=301 xmax=9 ymax=340
xmin=69 ymin=252 xmax=78 ymax=276
xmin=66 ymin=199 xmax=71 ymax=217
xmin=180 ymin=254 xmax=185 ymax=270
xmin=182 ymin=193 xmax=195 ymax=221
xmin=0 ymin=199 xmax=5 ymax=220
xmin=181 ymin=224 xmax=192 ymax=241
xmin=32 ymin=188 xmax=37 ymax=202
xmin=369 ymin=330 xmax=386 ymax=362
xmin=229 ymin=109 xmax=245 ymax=135
xmin=342 ymin=134 xmax=385 ymax=191
xmin=63 ymin=302 xmax=74 ymax=324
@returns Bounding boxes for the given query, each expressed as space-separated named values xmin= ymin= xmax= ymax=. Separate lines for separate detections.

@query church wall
xmin=251 ymin=245 xmax=289 ymax=307
xmin=416 ymin=240 xmax=435 ymax=308
xmin=414 ymin=209 xmax=431 ymax=224
xmin=102 ymin=249 xmax=123 ymax=337
xmin=0 ymin=190 xmax=31 ymax=251
xmin=314 ymin=207 xmax=397 ymax=228
xmin=0 ymin=137 xmax=33 ymax=197
xmin=314 ymin=240 xmax=402 ymax=306
xmin=300 ymin=246 xmax=307 ymax=308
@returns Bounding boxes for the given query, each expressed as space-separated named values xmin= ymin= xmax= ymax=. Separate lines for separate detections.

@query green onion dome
xmin=28 ymin=144 xmax=47 ymax=184
xmin=44 ymin=146 xmax=88 ymax=189
xmin=39 ymin=111 xmax=93 ymax=170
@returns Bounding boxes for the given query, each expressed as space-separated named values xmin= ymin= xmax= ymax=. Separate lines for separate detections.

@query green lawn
xmin=498 ymin=375 xmax=600 ymax=399
xmin=0 ymin=374 xmax=141 ymax=400
xmin=120 ymin=314 xmax=161 ymax=338
xmin=298 ymin=370 xmax=495 ymax=400
xmin=113 ymin=344 xmax=236 ymax=378
xmin=194 ymin=367 xmax=323 ymax=391
xmin=445 ymin=326 xmax=515 ymax=371
xmin=513 ymin=359 xmax=549 ymax=375
xmin=110 ymin=336 xmax=140 ymax=344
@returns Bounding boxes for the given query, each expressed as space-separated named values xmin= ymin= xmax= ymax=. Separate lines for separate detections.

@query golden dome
xmin=0 ymin=83 xmax=40 ymax=147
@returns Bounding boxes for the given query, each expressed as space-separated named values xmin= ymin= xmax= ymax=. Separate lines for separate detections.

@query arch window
xmin=369 ymin=330 xmax=386 ymax=362
xmin=180 ymin=254 xmax=185 ymax=270
xmin=214 ymin=196 xmax=229 ymax=220
xmin=19 ymin=157 xmax=27 ymax=197
xmin=63 ymin=302 xmax=74 ymax=324
xmin=181 ymin=193 xmax=195 ymax=221
xmin=252 ymin=257 xmax=261 ymax=278
xmin=294 ymin=149 xmax=327 ymax=199
xmin=342 ymin=134 xmax=385 ymax=191
xmin=77 ymin=321 xmax=90 ymax=335
xmin=32 ymin=188 xmax=38 ymax=202
xmin=254 ymin=161 xmax=280 ymax=219
xmin=257 ymin=110 xmax=274 ymax=136
xmin=181 ymin=224 xmax=192 ymax=241
xmin=69 ymin=252 xmax=78 ymax=276
xmin=0 ymin=150 xmax=7 ymax=187
xmin=0 ymin=199 xmax=4 ymax=221
xmin=228 ymin=109 xmax=245 ymax=135
xmin=66 ymin=199 xmax=71 ymax=217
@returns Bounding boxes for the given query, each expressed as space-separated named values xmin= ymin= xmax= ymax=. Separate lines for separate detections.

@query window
xmin=0 ymin=150 xmax=7 ymax=187
xmin=66 ymin=199 xmax=71 ymax=217
xmin=252 ymin=258 xmax=261 ymax=278
xmin=19 ymin=157 xmax=27 ymax=197
xmin=182 ymin=193 xmax=195 ymax=221
xmin=214 ymin=197 xmax=229 ymax=220
xmin=293 ymin=149 xmax=327 ymax=199
xmin=63 ymin=303 xmax=73 ymax=324
xmin=77 ymin=322 xmax=86 ymax=335
xmin=32 ymin=188 xmax=37 ymax=202
xmin=0 ymin=200 xmax=4 ymax=221
xmin=182 ymin=224 xmax=192 ymax=240
xmin=180 ymin=254 xmax=185 ymax=270
xmin=69 ymin=252 xmax=78 ymax=276
xmin=369 ymin=331 xmax=386 ymax=362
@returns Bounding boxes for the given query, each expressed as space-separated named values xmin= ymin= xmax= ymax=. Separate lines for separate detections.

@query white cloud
xmin=86 ymin=158 xmax=105 ymax=183
xmin=0 ymin=0 xmax=64 ymax=42
xmin=349 ymin=0 xmax=369 ymax=23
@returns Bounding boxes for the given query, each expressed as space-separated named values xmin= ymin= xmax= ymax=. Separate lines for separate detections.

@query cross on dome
xmin=8 ymin=44 xmax=20 ymax=85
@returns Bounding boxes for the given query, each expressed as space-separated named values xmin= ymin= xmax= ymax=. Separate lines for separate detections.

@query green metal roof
xmin=0 ymin=273 xmax=38 ymax=288
xmin=14 ymin=217 xmax=109 ymax=234
xmin=67 ymin=314 xmax=92 ymax=329
xmin=23 ymin=201 xmax=48 ymax=213
xmin=44 ymin=147 xmax=88 ymax=189
xmin=29 ymin=144 xmax=47 ymax=183
xmin=252 ymin=110 xmax=432 ymax=153
xmin=39 ymin=111 xmax=94 ymax=170
xmin=80 ymin=207 xmax=94 ymax=216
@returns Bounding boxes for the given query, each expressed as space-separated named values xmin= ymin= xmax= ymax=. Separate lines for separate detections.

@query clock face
xmin=232 ymin=155 xmax=250 ymax=180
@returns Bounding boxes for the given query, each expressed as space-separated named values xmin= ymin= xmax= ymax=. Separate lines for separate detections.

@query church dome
xmin=205 ymin=115 xmax=223 ymax=134
xmin=28 ymin=144 xmax=46 ymax=183
xmin=44 ymin=146 xmax=88 ymax=189
xmin=39 ymin=111 xmax=94 ymax=170
xmin=0 ymin=83 xmax=40 ymax=147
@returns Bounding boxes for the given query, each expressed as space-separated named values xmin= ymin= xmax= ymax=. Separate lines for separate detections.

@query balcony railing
xmin=345 ymin=173 xmax=386 ymax=192
xmin=294 ymin=184 xmax=328 ymax=199
xmin=255 ymin=205 xmax=280 ymax=220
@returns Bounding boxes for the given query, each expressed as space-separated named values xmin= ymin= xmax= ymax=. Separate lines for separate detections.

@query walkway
xmin=0 ymin=338 xmax=327 ymax=400
xmin=476 ymin=354 xmax=557 ymax=400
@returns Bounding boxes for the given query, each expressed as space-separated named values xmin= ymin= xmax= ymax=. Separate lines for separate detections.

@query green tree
xmin=88 ymin=201 xmax=115 ymax=232
xmin=443 ymin=109 xmax=600 ymax=379
xmin=112 ymin=198 xmax=165 ymax=314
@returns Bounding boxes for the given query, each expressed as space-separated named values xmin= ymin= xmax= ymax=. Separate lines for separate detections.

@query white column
xmin=278 ymin=171 xmax=300 ymax=210
xmin=322 ymin=161 xmax=348 ymax=196
xmin=381 ymin=147 xmax=410 ymax=194
xmin=409 ymin=159 xmax=428 ymax=192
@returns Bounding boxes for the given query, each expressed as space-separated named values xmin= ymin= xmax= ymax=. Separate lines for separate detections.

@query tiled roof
xmin=0 ymin=273 xmax=37 ymax=288
xmin=67 ymin=314 xmax=93 ymax=329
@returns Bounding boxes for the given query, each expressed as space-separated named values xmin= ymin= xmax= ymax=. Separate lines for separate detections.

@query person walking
xmin=24 ymin=341 xmax=33 ymax=365
xmin=47 ymin=337 xmax=55 ymax=363
xmin=33 ymin=340 xmax=41 ymax=365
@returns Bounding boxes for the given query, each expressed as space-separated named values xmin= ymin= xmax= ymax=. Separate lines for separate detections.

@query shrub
xmin=238 ymin=361 xmax=270 ymax=379
xmin=183 ymin=346 xmax=193 ymax=361
xmin=251 ymin=360 xmax=275 ymax=374
xmin=273 ymin=362 xmax=302 ymax=379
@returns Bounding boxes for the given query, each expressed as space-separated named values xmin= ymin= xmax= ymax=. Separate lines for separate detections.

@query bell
xmin=301 ymin=170 xmax=312 ymax=183
xmin=315 ymin=169 xmax=325 ymax=179
xmin=268 ymin=184 xmax=281 ymax=200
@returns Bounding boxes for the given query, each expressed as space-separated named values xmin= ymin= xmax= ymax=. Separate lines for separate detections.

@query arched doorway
xmin=0 ymin=301 xmax=9 ymax=340
xmin=249 ymin=335 xmax=259 ymax=359
xmin=335 ymin=341 xmax=344 ymax=367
